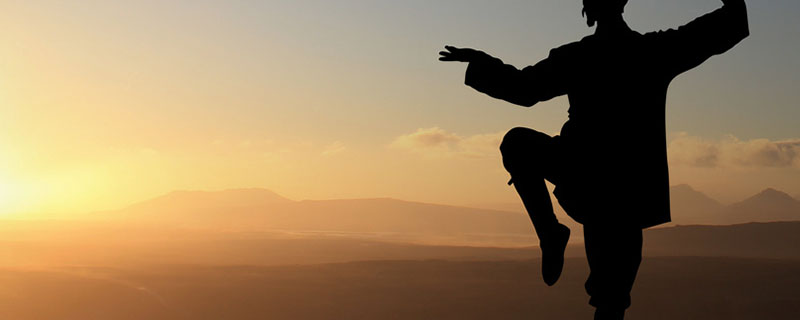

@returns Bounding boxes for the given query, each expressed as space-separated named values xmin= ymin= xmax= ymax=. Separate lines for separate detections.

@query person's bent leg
xmin=583 ymin=223 xmax=643 ymax=320
xmin=500 ymin=127 xmax=570 ymax=286
xmin=500 ymin=127 xmax=560 ymax=235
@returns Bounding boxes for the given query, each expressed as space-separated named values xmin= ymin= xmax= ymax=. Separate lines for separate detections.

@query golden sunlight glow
xmin=0 ymin=180 xmax=19 ymax=215
xmin=0 ymin=0 xmax=796 ymax=217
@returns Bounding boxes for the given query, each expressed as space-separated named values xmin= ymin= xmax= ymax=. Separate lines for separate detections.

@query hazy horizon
xmin=3 ymin=183 xmax=798 ymax=218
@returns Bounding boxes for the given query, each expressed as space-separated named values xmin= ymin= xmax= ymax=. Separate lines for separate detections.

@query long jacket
xmin=465 ymin=1 xmax=749 ymax=228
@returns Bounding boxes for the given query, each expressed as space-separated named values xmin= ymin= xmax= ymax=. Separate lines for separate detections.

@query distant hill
xmin=470 ymin=202 xmax=524 ymax=213
xmin=723 ymin=188 xmax=800 ymax=224
xmin=475 ymin=185 xmax=800 ymax=226
xmin=124 ymin=188 xmax=293 ymax=213
xmin=669 ymin=186 xmax=800 ymax=225
xmin=107 ymin=189 xmax=534 ymax=242
xmin=668 ymin=184 xmax=725 ymax=224
xmin=104 ymin=186 xmax=800 ymax=240
xmin=644 ymin=221 xmax=800 ymax=260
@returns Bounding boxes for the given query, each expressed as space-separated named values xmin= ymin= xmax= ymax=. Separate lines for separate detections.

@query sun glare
xmin=0 ymin=181 xmax=11 ymax=214
xmin=0 ymin=178 xmax=28 ymax=215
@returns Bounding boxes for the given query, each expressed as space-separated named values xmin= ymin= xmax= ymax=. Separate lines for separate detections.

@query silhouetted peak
xmin=125 ymin=188 xmax=293 ymax=212
xmin=731 ymin=188 xmax=800 ymax=210
xmin=669 ymin=184 xmax=721 ymax=207
xmin=751 ymin=188 xmax=794 ymax=202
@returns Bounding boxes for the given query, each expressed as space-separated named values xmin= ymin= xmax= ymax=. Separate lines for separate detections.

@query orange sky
xmin=1 ymin=0 xmax=799 ymax=215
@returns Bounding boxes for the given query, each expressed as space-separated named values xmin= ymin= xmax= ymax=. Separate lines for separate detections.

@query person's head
xmin=582 ymin=0 xmax=628 ymax=27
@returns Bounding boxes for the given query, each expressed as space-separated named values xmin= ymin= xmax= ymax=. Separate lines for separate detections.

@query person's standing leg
xmin=500 ymin=127 xmax=570 ymax=286
xmin=583 ymin=223 xmax=643 ymax=320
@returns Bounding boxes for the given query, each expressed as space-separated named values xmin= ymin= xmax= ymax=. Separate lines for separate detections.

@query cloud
xmin=391 ymin=127 xmax=503 ymax=158
xmin=392 ymin=129 xmax=800 ymax=167
xmin=321 ymin=141 xmax=346 ymax=156
xmin=392 ymin=127 xmax=460 ymax=148
xmin=668 ymin=132 xmax=800 ymax=168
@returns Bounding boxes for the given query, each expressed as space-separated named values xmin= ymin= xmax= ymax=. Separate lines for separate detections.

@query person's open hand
xmin=439 ymin=45 xmax=484 ymax=62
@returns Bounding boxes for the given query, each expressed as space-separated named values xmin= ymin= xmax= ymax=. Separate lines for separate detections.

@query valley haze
xmin=0 ymin=186 xmax=797 ymax=319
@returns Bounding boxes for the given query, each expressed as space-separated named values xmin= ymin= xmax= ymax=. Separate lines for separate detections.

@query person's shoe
xmin=540 ymin=223 xmax=570 ymax=286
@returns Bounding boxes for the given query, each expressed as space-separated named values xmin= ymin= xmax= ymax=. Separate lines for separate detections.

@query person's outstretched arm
xmin=439 ymin=46 xmax=567 ymax=107
xmin=656 ymin=0 xmax=749 ymax=77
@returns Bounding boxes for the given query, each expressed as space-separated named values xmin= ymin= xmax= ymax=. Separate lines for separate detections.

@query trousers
xmin=500 ymin=127 xmax=643 ymax=310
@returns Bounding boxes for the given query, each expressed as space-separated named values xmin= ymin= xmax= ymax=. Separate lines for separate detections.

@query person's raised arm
xmin=656 ymin=0 xmax=749 ymax=78
xmin=439 ymin=46 xmax=567 ymax=107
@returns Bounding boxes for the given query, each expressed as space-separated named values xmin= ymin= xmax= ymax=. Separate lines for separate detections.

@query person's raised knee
xmin=500 ymin=127 xmax=531 ymax=155
xmin=500 ymin=127 xmax=552 ymax=177
xmin=501 ymin=127 xmax=551 ymax=155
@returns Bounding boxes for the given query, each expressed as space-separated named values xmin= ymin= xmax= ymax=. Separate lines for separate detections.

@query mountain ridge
xmin=723 ymin=187 xmax=800 ymax=223
xmin=109 ymin=189 xmax=535 ymax=239
xmin=106 ymin=185 xmax=799 ymax=234
xmin=668 ymin=184 xmax=725 ymax=224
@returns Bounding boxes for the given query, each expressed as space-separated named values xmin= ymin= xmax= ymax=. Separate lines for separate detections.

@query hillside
xmin=0 ymin=220 xmax=798 ymax=267
xmin=668 ymin=186 xmax=800 ymax=225
xmin=0 ymin=257 xmax=797 ymax=319
xmin=668 ymin=184 xmax=725 ymax=224
xmin=125 ymin=188 xmax=293 ymax=212
xmin=644 ymin=221 xmax=800 ymax=259
xmin=447 ymin=185 xmax=800 ymax=227
xmin=75 ymin=187 xmax=800 ymax=248
xmin=107 ymin=189 xmax=534 ymax=239
xmin=724 ymin=188 xmax=800 ymax=224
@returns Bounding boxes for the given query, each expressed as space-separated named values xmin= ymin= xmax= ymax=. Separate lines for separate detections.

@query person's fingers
xmin=439 ymin=46 xmax=471 ymax=62
xmin=446 ymin=46 xmax=466 ymax=55
xmin=440 ymin=57 xmax=467 ymax=62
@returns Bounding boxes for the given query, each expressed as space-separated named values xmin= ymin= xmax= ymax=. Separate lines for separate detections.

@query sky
xmin=1 ymin=0 xmax=799 ymax=215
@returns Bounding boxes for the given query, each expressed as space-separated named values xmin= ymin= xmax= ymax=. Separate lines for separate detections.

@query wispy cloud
xmin=390 ymin=127 xmax=503 ymax=158
xmin=668 ymin=132 xmax=800 ymax=168
xmin=392 ymin=130 xmax=800 ymax=167
xmin=321 ymin=141 xmax=346 ymax=156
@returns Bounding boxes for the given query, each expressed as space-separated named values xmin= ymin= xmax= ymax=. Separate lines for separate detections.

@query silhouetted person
xmin=440 ymin=0 xmax=748 ymax=318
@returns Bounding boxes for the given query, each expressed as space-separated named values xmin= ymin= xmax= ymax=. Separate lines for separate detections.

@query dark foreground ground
xmin=0 ymin=256 xmax=797 ymax=320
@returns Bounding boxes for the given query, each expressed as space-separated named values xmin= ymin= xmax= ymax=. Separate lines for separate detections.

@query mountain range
xmin=669 ymin=185 xmax=800 ymax=225
xmin=482 ymin=184 xmax=800 ymax=226
xmin=102 ymin=188 xmax=535 ymax=245
xmin=75 ymin=185 xmax=800 ymax=247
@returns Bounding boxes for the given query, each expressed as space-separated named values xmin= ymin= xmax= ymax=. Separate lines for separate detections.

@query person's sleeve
xmin=464 ymin=49 xmax=567 ymax=107
xmin=655 ymin=0 xmax=749 ymax=78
